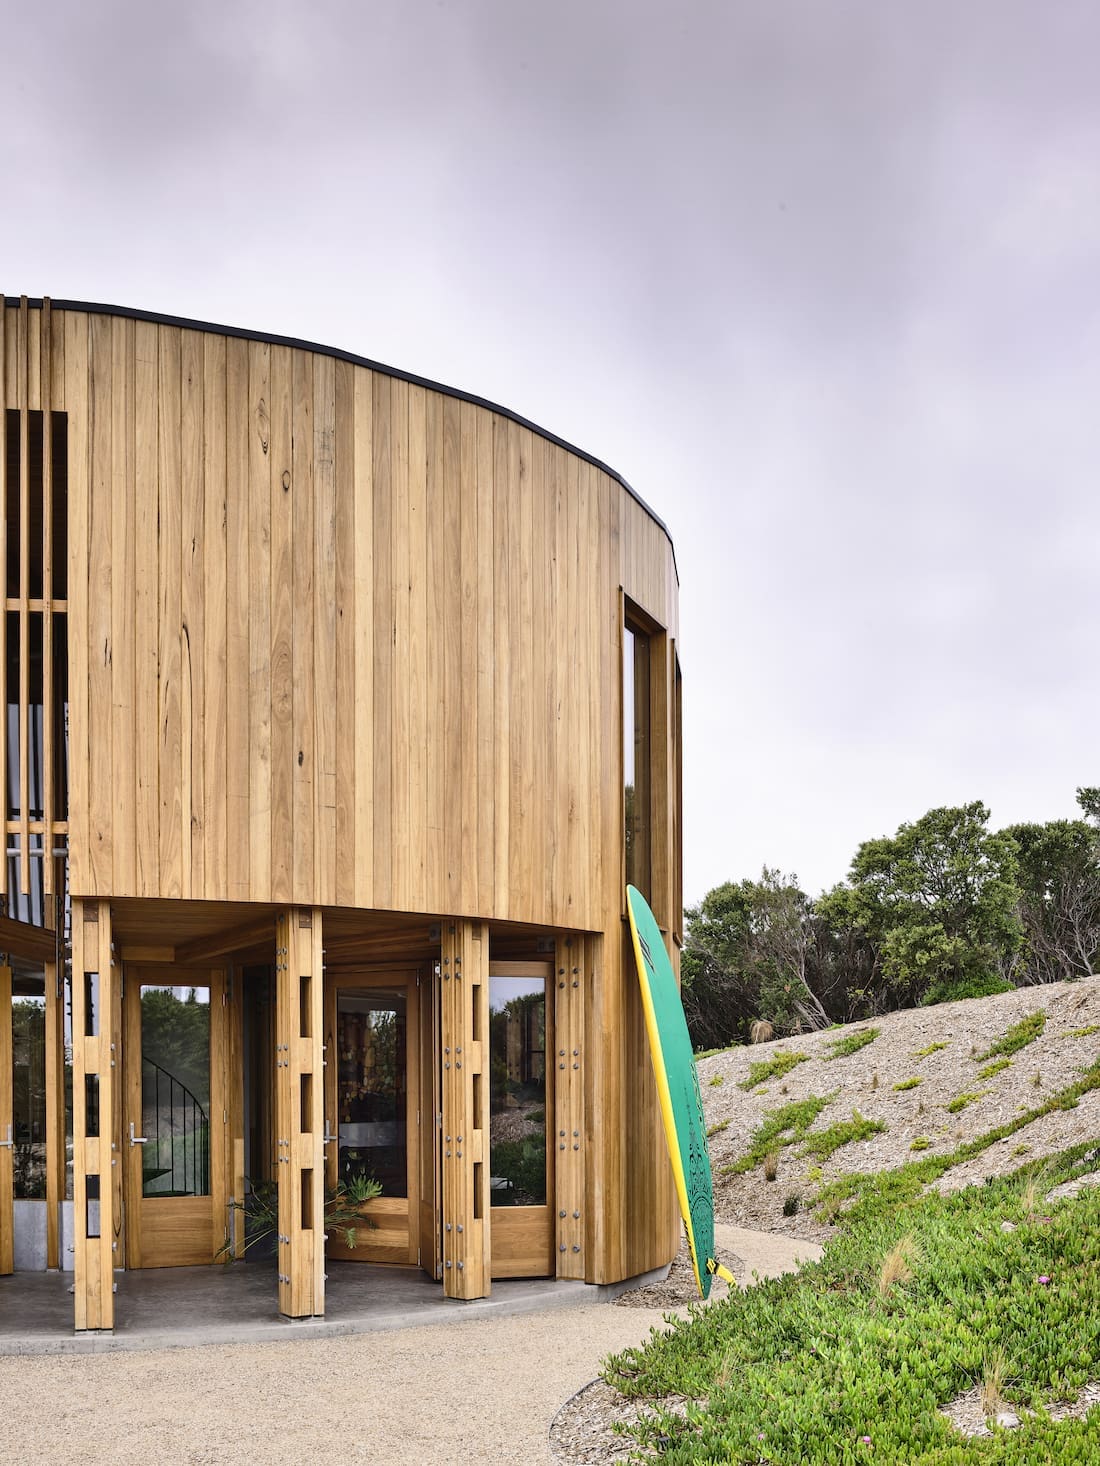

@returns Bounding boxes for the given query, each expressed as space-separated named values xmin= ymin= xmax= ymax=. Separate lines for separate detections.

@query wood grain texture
xmin=15 ymin=300 xmax=682 ymax=1290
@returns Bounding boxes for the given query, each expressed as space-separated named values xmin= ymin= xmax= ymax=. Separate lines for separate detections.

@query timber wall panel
xmin=21 ymin=300 xmax=681 ymax=1287
xmin=47 ymin=305 xmax=677 ymax=918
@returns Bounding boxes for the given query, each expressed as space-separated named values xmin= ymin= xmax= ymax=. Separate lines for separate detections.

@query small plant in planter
xmin=218 ymin=1174 xmax=383 ymax=1262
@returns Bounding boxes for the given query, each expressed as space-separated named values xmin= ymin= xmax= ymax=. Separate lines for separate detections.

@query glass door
xmin=0 ymin=964 xmax=12 ymax=1275
xmin=488 ymin=962 xmax=553 ymax=1277
xmin=124 ymin=969 xmax=227 ymax=1268
xmin=323 ymin=972 xmax=420 ymax=1265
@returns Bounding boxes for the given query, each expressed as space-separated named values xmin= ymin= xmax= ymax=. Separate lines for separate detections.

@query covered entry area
xmin=55 ymin=895 xmax=590 ymax=1335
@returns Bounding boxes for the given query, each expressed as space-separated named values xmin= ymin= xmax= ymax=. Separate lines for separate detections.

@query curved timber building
xmin=0 ymin=295 xmax=681 ymax=1331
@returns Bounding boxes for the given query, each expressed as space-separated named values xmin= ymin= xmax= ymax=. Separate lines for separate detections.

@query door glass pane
xmin=336 ymin=989 xmax=407 ymax=1198
xmin=140 ymin=985 xmax=211 ymax=1198
xmin=12 ymin=984 xmax=46 ymax=1200
xmin=489 ymin=976 xmax=547 ymax=1207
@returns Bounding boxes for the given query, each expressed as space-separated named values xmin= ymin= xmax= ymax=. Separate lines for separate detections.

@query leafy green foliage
xmin=682 ymin=869 xmax=833 ymax=1047
xmin=707 ymin=1072 xmax=724 ymax=1086
xmin=1004 ymin=808 xmax=1100 ymax=983
xmin=894 ymin=1077 xmax=921 ymax=1091
xmin=220 ymin=1174 xmax=382 ymax=1262
xmin=910 ymin=1136 xmax=932 ymax=1151
xmin=605 ymin=1147 xmax=1100 ymax=1464
xmin=946 ymin=1091 xmax=988 ymax=1114
xmin=824 ymin=1026 xmax=880 ymax=1059
xmin=706 ymin=1119 xmax=729 ymax=1138
xmin=738 ymin=1049 xmax=808 ymax=1090
xmin=721 ymin=1095 xmax=833 ymax=1174
xmin=914 ymin=1041 xmax=948 ymax=1058
xmin=1070 ymin=1024 xmax=1099 ymax=1038
xmin=817 ymin=802 xmax=1023 ymax=1009
xmin=976 ymin=1012 xmax=1046 ymax=1063
xmin=978 ymin=1058 xmax=1012 ymax=1080
xmin=798 ymin=1111 xmax=886 ymax=1161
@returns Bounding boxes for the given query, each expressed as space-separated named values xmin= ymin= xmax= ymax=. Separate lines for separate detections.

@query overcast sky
xmin=5 ymin=1 xmax=1098 ymax=904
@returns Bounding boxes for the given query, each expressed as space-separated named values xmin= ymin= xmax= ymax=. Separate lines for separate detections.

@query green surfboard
xmin=626 ymin=884 xmax=733 ymax=1299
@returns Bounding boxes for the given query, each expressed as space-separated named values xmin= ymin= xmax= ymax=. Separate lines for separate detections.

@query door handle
xmin=0 ymin=1124 xmax=11 ymax=1148
xmin=129 ymin=1121 xmax=148 ymax=1147
xmin=322 ymin=1125 xmax=337 ymax=1147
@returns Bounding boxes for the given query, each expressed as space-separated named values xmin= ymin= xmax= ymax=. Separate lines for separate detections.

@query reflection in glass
xmin=489 ymin=976 xmax=547 ymax=1207
xmin=12 ymin=988 xmax=46 ymax=1199
xmin=140 ymin=986 xmax=211 ymax=1198
xmin=336 ymin=990 xmax=405 ymax=1197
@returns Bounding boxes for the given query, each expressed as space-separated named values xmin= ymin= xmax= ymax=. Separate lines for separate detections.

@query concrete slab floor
xmin=0 ymin=1259 xmax=660 ymax=1356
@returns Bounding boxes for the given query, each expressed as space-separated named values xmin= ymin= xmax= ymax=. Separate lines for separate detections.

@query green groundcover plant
xmin=605 ymin=1059 xmax=1100 ymax=1463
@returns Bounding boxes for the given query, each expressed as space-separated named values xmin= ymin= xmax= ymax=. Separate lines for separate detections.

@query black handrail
xmin=142 ymin=1057 xmax=209 ymax=1197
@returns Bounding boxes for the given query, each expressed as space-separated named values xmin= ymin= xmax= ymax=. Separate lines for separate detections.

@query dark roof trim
xmin=7 ymin=295 xmax=676 ymax=570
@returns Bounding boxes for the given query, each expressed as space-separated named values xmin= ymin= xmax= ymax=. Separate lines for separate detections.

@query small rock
xmin=1000 ymin=1221 xmax=1016 ymax=1233
xmin=995 ymin=1411 xmax=1020 ymax=1429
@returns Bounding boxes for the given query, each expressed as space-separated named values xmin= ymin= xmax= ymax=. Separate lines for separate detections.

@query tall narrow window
xmin=624 ymin=614 xmax=652 ymax=898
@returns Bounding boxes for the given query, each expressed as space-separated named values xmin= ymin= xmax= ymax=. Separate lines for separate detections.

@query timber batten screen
xmin=0 ymin=297 xmax=69 ymax=919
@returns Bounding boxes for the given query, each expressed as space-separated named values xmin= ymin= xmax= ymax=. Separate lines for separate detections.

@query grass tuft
xmin=946 ymin=1090 xmax=988 ymax=1114
xmin=893 ymin=1076 xmax=921 ymax=1091
xmin=706 ymin=1119 xmax=729 ymax=1139
xmin=876 ymin=1232 xmax=920 ymax=1299
xmin=914 ymin=1040 xmax=948 ymax=1059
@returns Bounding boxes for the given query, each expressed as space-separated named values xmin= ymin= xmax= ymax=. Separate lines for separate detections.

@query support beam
xmin=274 ymin=907 xmax=324 ymax=1317
xmin=554 ymin=934 xmax=587 ymax=1279
xmin=440 ymin=919 xmax=490 ymax=1299
xmin=71 ymin=898 xmax=119 ymax=1331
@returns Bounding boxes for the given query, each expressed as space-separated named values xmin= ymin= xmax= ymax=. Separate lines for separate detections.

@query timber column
xmin=440 ymin=919 xmax=491 ymax=1298
xmin=71 ymin=899 xmax=120 ymax=1330
xmin=274 ymin=907 xmax=325 ymax=1317
xmin=554 ymin=934 xmax=589 ymax=1279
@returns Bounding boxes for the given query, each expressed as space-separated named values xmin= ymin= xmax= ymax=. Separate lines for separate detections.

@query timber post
xmin=440 ymin=918 xmax=491 ymax=1298
xmin=71 ymin=898 xmax=120 ymax=1330
xmin=274 ymin=907 xmax=325 ymax=1317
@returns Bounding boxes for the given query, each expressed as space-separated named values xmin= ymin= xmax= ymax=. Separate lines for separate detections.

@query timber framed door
xmin=123 ymin=968 xmax=229 ymax=1268
xmin=488 ymin=961 xmax=554 ymax=1278
xmin=0 ymin=965 xmax=12 ymax=1275
xmin=323 ymin=970 xmax=421 ymax=1265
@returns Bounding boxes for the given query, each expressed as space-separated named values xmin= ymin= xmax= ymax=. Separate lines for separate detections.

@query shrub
xmin=910 ymin=1137 xmax=931 ymax=1152
xmin=922 ymin=970 xmax=1015 ymax=1005
xmin=893 ymin=1077 xmax=921 ymax=1091
xmin=739 ymin=1049 xmax=808 ymax=1090
xmin=721 ymin=1095 xmax=833 ymax=1175
xmin=946 ymin=1090 xmax=988 ymax=1114
xmin=914 ymin=1041 xmax=948 ymax=1059
xmin=976 ymin=1011 xmax=1046 ymax=1063
xmin=799 ymin=1111 xmax=886 ymax=1162
xmin=978 ymin=1057 xmax=1012 ymax=1079
xmin=823 ymin=1027 xmax=879 ymax=1060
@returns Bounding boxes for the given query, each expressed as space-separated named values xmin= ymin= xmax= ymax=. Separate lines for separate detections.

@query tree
xmin=1006 ymin=804 xmax=1100 ymax=983
xmin=682 ymin=869 xmax=831 ymax=1046
xmin=817 ymin=802 xmax=1022 ymax=1007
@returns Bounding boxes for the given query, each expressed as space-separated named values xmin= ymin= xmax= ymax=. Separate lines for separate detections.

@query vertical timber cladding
xmin=70 ymin=899 xmax=119 ymax=1330
xmin=274 ymin=907 xmax=325 ymax=1317
xmin=440 ymin=919 xmax=491 ymax=1298
xmin=553 ymin=935 xmax=586 ymax=1278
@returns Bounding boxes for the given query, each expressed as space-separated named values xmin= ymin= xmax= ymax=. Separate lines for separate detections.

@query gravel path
xmin=0 ymin=1305 xmax=671 ymax=1466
